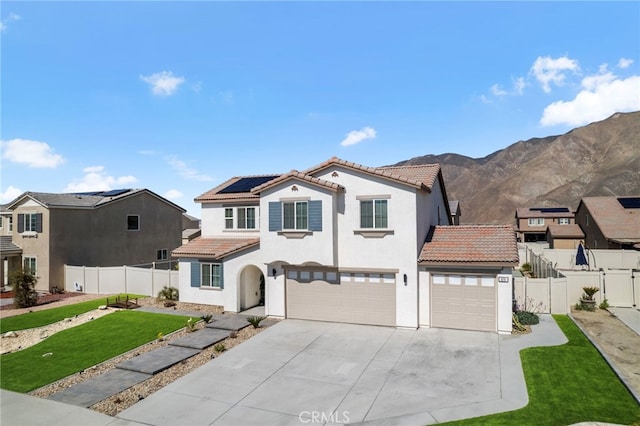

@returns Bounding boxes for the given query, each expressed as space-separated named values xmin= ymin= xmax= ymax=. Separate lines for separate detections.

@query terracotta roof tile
xmin=172 ymin=237 xmax=259 ymax=259
xmin=251 ymin=170 xmax=344 ymax=193
xmin=305 ymin=157 xmax=441 ymax=192
xmin=419 ymin=225 xmax=518 ymax=265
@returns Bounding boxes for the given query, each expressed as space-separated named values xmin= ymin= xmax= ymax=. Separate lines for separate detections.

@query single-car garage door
xmin=286 ymin=269 xmax=396 ymax=327
xmin=431 ymin=274 xmax=496 ymax=332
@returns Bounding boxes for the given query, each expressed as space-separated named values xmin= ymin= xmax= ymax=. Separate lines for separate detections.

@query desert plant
xmin=158 ymin=286 xmax=179 ymax=301
xmin=214 ymin=343 xmax=226 ymax=352
xmin=247 ymin=315 xmax=266 ymax=328
xmin=200 ymin=314 xmax=213 ymax=323
xmin=521 ymin=263 xmax=532 ymax=272
xmin=582 ymin=286 xmax=599 ymax=301
xmin=229 ymin=330 xmax=238 ymax=338
xmin=185 ymin=317 xmax=196 ymax=332
xmin=512 ymin=313 xmax=527 ymax=332
xmin=11 ymin=268 xmax=39 ymax=308
xmin=599 ymin=298 xmax=610 ymax=310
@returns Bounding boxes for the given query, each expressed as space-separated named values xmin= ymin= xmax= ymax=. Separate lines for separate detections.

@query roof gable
xmin=579 ymin=196 xmax=640 ymax=242
xmin=251 ymin=170 xmax=343 ymax=194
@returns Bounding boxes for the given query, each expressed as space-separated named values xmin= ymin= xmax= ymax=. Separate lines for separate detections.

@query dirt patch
xmin=571 ymin=308 xmax=640 ymax=400
xmin=0 ymin=293 xmax=108 ymax=318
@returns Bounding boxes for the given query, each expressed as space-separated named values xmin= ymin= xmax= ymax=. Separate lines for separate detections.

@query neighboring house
xmin=575 ymin=196 xmax=640 ymax=250
xmin=449 ymin=200 xmax=461 ymax=225
xmin=174 ymin=157 xmax=517 ymax=333
xmin=2 ymin=189 xmax=186 ymax=292
xmin=515 ymin=206 xmax=575 ymax=242
xmin=546 ymin=224 xmax=585 ymax=249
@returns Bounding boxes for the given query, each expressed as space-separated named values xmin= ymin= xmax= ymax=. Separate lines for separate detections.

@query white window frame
xmin=283 ymin=201 xmax=308 ymax=230
xmin=225 ymin=208 xmax=234 ymax=229
xmin=558 ymin=218 xmax=570 ymax=225
xmin=237 ymin=207 xmax=257 ymax=229
xmin=23 ymin=256 xmax=37 ymax=275
xmin=201 ymin=263 xmax=222 ymax=288
xmin=360 ymin=199 xmax=388 ymax=229
xmin=528 ymin=218 xmax=544 ymax=227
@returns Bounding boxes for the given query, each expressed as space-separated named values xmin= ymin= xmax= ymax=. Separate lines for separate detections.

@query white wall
xmin=200 ymin=202 xmax=261 ymax=238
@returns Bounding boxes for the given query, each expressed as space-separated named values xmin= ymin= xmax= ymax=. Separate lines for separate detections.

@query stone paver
xmin=169 ymin=328 xmax=230 ymax=350
xmin=47 ymin=369 xmax=151 ymax=407
xmin=206 ymin=315 xmax=251 ymax=331
xmin=116 ymin=345 xmax=200 ymax=375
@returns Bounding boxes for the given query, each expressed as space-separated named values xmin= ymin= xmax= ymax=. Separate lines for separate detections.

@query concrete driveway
xmin=118 ymin=316 xmax=566 ymax=425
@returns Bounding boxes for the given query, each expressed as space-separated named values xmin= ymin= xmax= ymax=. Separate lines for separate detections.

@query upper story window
xmin=360 ymin=199 xmax=388 ymax=229
xmin=528 ymin=218 xmax=544 ymax=227
xmin=8 ymin=216 xmax=13 ymax=232
xmin=558 ymin=218 xmax=570 ymax=225
xmin=283 ymin=201 xmax=307 ymax=230
xmin=156 ymin=248 xmax=168 ymax=260
xmin=127 ymin=215 xmax=140 ymax=231
xmin=225 ymin=207 xmax=257 ymax=230
xmin=0 ymin=215 xmax=3 ymax=228
xmin=268 ymin=200 xmax=322 ymax=233
xmin=17 ymin=213 xmax=42 ymax=233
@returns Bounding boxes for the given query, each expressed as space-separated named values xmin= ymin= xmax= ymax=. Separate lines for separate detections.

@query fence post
xmin=124 ymin=265 xmax=127 ymax=294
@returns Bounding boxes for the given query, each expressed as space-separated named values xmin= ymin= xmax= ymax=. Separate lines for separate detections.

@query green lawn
xmin=0 ymin=310 xmax=189 ymax=393
xmin=0 ymin=294 xmax=146 ymax=334
xmin=443 ymin=315 xmax=640 ymax=425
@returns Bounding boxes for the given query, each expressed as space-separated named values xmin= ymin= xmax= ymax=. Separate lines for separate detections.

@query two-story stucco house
xmin=174 ymin=158 xmax=518 ymax=333
xmin=515 ymin=206 xmax=575 ymax=242
xmin=2 ymin=189 xmax=186 ymax=292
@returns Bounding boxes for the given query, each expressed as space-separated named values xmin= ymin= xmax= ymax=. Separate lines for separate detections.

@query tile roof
xmin=195 ymin=175 xmax=279 ymax=202
xmin=419 ymin=225 xmax=519 ymax=265
xmin=580 ymin=196 xmax=640 ymax=243
xmin=251 ymin=170 xmax=344 ymax=194
xmin=547 ymin=224 xmax=584 ymax=238
xmin=0 ymin=236 xmax=22 ymax=255
xmin=171 ymin=237 xmax=259 ymax=259
xmin=305 ymin=157 xmax=441 ymax=192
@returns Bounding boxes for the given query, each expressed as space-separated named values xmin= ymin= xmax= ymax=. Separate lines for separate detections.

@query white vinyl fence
xmin=64 ymin=264 xmax=179 ymax=296
xmin=514 ymin=268 xmax=639 ymax=314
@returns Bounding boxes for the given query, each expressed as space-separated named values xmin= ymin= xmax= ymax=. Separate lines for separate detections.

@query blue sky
xmin=1 ymin=1 xmax=639 ymax=217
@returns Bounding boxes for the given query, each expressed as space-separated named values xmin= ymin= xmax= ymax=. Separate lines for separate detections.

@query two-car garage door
xmin=285 ymin=269 xmax=396 ymax=327
xmin=431 ymin=274 xmax=497 ymax=332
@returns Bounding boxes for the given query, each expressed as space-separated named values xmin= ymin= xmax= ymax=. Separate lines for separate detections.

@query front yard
xmin=1 ymin=309 xmax=189 ymax=393
xmin=443 ymin=315 xmax=640 ymax=425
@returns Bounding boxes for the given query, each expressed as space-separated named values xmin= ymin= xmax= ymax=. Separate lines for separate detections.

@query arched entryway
xmin=239 ymin=265 xmax=264 ymax=311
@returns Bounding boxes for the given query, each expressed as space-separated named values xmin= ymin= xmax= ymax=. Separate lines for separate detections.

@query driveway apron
xmin=117 ymin=315 xmax=566 ymax=426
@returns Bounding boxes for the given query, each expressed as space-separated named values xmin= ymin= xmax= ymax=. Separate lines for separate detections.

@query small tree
xmin=11 ymin=268 xmax=39 ymax=308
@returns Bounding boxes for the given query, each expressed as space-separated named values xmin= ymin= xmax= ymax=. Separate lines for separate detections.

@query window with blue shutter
xmin=190 ymin=261 xmax=200 ymax=287
xmin=308 ymin=200 xmax=322 ymax=231
xmin=269 ymin=202 xmax=282 ymax=231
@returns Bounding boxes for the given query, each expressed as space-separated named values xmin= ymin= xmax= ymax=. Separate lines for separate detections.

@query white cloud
xmin=0 ymin=185 xmax=23 ymax=203
xmin=0 ymin=13 xmax=21 ymax=32
xmin=490 ymin=84 xmax=507 ymax=96
xmin=140 ymin=71 xmax=185 ymax=96
xmin=513 ymin=77 xmax=527 ymax=95
xmin=618 ymin=58 xmax=633 ymax=69
xmin=1 ymin=139 xmax=65 ymax=168
xmin=64 ymin=166 xmax=138 ymax=192
xmin=340 ymin=127 xmax=377 ymax=147
xmin=530 ymin=56 xmax=580 ymax=93
xmin=164 ymin=189 xmax=183 ymax=200
xmin=166 ymin=156 xmax=213 ymax=181
xmin=540 ymin=74 xmax=640 ymax=127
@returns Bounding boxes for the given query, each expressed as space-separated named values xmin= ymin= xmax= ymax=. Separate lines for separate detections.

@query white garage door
xmin=286 ymin=270 xmax=396 ymax=327
xmin=431 ymin=274 xmax=496 ymax=332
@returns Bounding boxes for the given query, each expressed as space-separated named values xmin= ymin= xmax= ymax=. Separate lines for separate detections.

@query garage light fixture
xmin=272 ymin=268 xmax=277 ymax=278
xmin=403 ymin=274 xmax=407 ymax=286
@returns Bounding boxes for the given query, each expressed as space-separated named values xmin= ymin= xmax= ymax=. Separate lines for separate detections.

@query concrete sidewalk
xmin=1 ymin=316 xmax=566 ymax=426
xmin=608 ymin=307 xmax=640 ymax=336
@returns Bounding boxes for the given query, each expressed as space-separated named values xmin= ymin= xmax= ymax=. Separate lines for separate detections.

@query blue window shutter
xmin=17 ymin=214 xmax=24 ymax=233
xmin=308 ymin=200 xmax=322 ymax=231
xmin=190 ymin=261 xmax=200 ymax=287
xmin=35 ymin=213 xmax=43 ymax=233
xmin=219 ymin=263 xmax=224 ymax=289
xmin=269 ymin=202 xmax=282 ymax=231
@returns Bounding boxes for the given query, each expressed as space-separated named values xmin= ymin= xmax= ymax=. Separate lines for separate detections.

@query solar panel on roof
xmin=218 ymin=176 xmax=279 ymax=194
xmin=101 ymin=189 xmax=130 ymax=197
xmin=618 ymin=197 xmax=640 ymax=209
xmin=530 ymin=207 xmax=570 ymax=213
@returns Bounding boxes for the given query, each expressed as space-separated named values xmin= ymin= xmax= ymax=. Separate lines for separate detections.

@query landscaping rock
xmin=3 ymin=331 xmax=18 ymax=338
xmin=98 ymin=305 xmax=108 ymax=310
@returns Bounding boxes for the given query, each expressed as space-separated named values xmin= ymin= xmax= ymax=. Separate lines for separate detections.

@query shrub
xmin=200 ymin=314 xmax=213 ymax=324
xmin=247 ymin=315 xmax=266 ymax=328
xmin=214 ymin=343 xmax=226 ymax=352
xmin=11 ymin=269 xmax=38 ymax=308
xmin=582 ymin=286 xmax=599 ymax=300
xmin=157 ymin=286 xmax=179 ymax=302
xmin=599 ymin=298 xmax=610 ymax=310
xmin=515 ymin=311 xmax=540 ymax=325
xmin=185 ymin=317 xmax=196 ymax=332
xmin=521 ymin=263 xmax=532 ymax=272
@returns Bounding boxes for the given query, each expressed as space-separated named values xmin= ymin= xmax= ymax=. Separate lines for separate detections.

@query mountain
xmin=394 ymin=111 xmax=640 ymax=224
